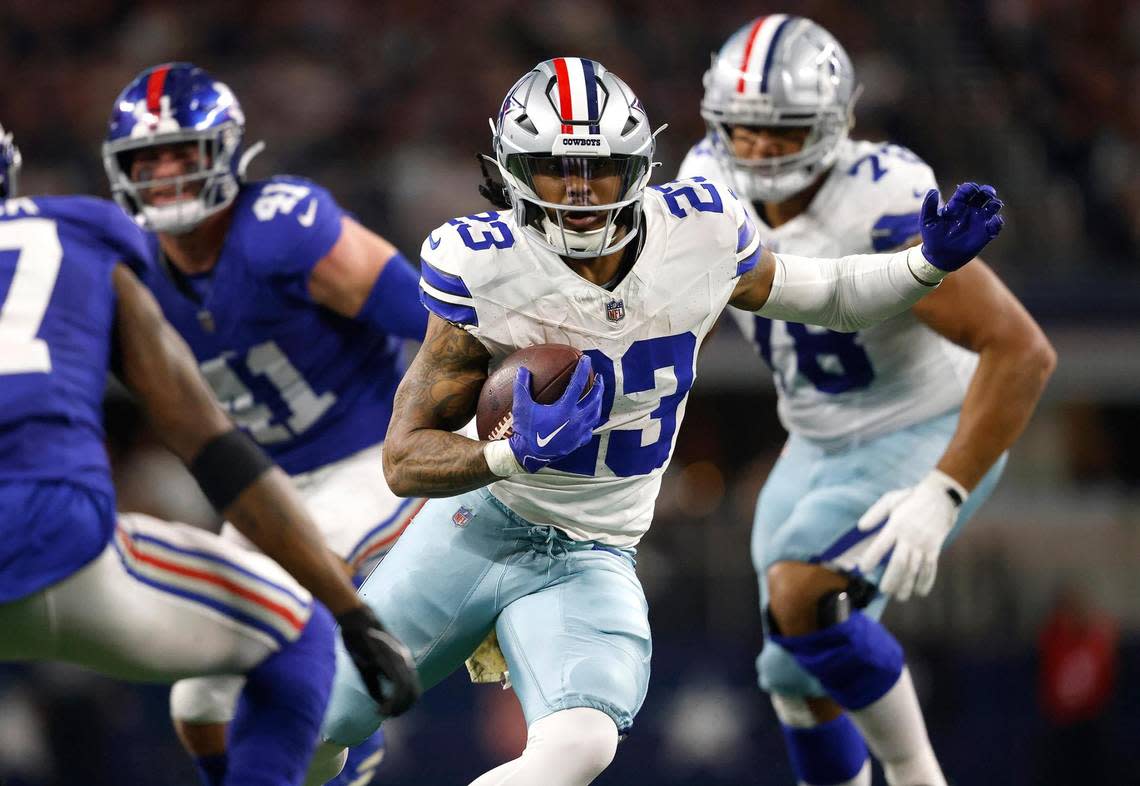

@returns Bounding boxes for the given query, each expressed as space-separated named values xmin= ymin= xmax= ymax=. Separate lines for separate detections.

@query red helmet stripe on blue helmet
xmin=736 ymin=16 xmax=768 ymax=93
xmin=145 ymin=64 xmax=172 ymax=113
xmin=552 ymin=57 xmax=574 ymax=135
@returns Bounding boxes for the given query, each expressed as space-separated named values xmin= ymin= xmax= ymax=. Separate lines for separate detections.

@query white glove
xmin=855 ymin=469 xmax=968 ymax=602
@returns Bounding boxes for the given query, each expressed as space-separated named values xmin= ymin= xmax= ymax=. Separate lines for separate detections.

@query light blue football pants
xmin=322 ymin=487 xmax=652 ymax=746
xmin=753 ymin=409 xmax=1007 ymax=698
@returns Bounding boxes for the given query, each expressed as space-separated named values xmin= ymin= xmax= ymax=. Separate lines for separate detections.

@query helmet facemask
xmin=497 ymin=148 xmax=651 ymax=258
xmin=103 ymin=123 xmax=242 ymax=234
xmin=703 ymin=105 xmax=851 ymax=203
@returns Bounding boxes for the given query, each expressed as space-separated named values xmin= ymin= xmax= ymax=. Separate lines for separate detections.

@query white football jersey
xmin=419 ymin=179 xmax=759 ymax=547
xmin=678 ymin=137 xmax=978 ymax=448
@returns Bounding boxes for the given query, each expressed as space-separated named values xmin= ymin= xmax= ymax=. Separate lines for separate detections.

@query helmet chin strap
xmin=541 ymin=215 xmax=618 ymax=254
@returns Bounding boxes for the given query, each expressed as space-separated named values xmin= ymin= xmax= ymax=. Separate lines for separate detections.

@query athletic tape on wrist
xmin=907 ymin=245 xmax=947 ymax=286
xmin=483 ymin=439 xmax=523 ymax=478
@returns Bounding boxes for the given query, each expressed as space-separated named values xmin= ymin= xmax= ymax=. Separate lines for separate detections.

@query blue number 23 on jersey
xmin=550 ymin=332 xmax=697 ymax=478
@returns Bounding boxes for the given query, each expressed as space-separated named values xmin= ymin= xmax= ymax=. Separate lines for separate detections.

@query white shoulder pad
xmin=644 ymin=177 xmax=758 ymax=280
xmin=418 ymin=211 xmax=515 ymax=328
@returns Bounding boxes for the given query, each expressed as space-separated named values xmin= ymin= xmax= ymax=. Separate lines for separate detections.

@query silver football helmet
xmin=491 ymin=58 xmax=659 ymax=259
xmin=701 ymin=15 xmax=859 ymax=202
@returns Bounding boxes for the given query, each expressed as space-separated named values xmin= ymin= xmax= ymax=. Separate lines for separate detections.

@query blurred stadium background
xmin=1 ymin=0 xmax=1137 ymax=784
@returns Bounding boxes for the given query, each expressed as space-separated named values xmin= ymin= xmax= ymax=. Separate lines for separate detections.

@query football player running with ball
xmin=101 ymin=63 xmax=429 ymax=786
xmin=0 ymin=127 xmax=418 ymax=786
xmin=314 ymin=58 xmax=1005 ymax=786
xmin=679 ymin=16 xmax=1055 ymax=786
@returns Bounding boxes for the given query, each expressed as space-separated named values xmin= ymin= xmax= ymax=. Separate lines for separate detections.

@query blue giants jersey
xmin=0 ymin=196 xmax=149 ymax=493
xmin=136 ymin=177 xmax=405 ymax=474
xmin=0 ymin=195 xmax=149 ymax=600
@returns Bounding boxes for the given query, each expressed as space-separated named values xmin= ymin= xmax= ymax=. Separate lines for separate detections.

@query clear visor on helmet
xmin=505 ymin=153 xmax=648 ymax=210
xmin=703 ymin=107 xmax=847 ymax=202
xmin=712 ymin=112 xmax=841 ymax=178
xmin=503 ymin=153 xmax=651 ymax=258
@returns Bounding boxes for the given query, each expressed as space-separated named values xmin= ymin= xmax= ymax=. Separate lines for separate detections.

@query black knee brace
xmin=767 ymin=571 xmax=878 ymax=635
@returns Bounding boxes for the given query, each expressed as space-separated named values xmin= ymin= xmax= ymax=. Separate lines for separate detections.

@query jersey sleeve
xmin=240 ymin=177 xmax=345 ymax=284
xmin=417 ymin=221 xmax=479 ymax=329
xmin=861 ymin=146 xmax=939 ymax=252
xmin=726 ymin=190 xmax=763 ymax=278
xmin=88 ymin=198 xmax=152 ymax=275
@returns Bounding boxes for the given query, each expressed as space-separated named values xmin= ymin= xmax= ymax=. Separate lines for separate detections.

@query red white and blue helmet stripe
xmin=733 ymin=14 xmax=795 ymax=94
xmin=551 ymin=56 xmax=602 ymax=135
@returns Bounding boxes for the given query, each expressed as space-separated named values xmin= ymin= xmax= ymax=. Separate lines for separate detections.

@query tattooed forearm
xmin=383 ymin=316 xmax=500 ymax=497
xmin=383 ymin=430 xmax=498 ymax=497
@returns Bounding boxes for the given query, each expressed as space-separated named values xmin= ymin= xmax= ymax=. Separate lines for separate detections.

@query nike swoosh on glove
xmin=508 ymin=355 xmax=604 ymax=473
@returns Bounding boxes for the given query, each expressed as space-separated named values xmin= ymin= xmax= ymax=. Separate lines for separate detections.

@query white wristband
xmin=483 ymin=439 xmax=523 ymax=478
xmin=907 ymin=245 xmax=948 ymax=286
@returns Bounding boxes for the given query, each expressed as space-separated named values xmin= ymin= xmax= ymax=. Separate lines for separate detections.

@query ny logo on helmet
xmin=130 ymin=94 xmax=179 ymax=137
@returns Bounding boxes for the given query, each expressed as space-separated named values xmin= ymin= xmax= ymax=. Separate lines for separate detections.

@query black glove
xmin=336 ymin=605 xmax=421 ymax=716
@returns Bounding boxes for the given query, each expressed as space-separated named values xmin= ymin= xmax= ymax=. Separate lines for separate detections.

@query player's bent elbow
xmin=1035 ymin=333 xmax=1058 ymax=383
xmin=1013 ymin=326 xmax=1057 ymax=391
xmin=381 ymin=441 xmax=412 ymax=497
xmin=1027 ymin=334 xmax=1058 ymax=393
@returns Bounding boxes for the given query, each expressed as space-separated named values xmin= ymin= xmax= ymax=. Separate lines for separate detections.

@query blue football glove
xmin=918 ymin=182 xmax=1004 ymax=271
xmin=508 ymin=356 xmax=604 ymax=473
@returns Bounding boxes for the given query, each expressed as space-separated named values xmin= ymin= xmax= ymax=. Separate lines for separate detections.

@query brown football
xmin=476 ymin=344 xmax=593 ymax=441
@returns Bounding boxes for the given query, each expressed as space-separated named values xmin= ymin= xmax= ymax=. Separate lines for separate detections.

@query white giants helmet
xmin=701 ymin=15 xmax=859 ymax=202
xmin=491 ymin=58 xmax=658 ymax=259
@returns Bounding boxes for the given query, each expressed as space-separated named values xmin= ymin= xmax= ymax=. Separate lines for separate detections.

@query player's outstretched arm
xmin=307 ymin=216 xmax=428 ymax=340
xmin=112 ymin=263 xmax=420 ymax=714
xmin=728 ymin=182 xmax=1005 ymax=332
xmin=854 ymin=259 xmax=1055 ymax=601
xmin=382 ymin=315 xmax=498 ymax=497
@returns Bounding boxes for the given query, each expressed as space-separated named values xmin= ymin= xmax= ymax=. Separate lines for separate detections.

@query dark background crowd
xmin=1 ymin=1 xmax=1137 ymax=784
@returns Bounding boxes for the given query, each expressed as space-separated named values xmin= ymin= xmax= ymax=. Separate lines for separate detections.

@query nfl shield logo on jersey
xmin=605 ymin=298 xmax=625 ymax=322
xmin=452 ymin=505 xmax=474 ymax=528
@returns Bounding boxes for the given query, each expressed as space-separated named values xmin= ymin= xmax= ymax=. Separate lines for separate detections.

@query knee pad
xmin=757 ymin=642 xmax=827 ymax=699
xmin=771 ymin=610 xmax=903 ymax=710
xmin=170 ymin=675 xmax=244 ymax=724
